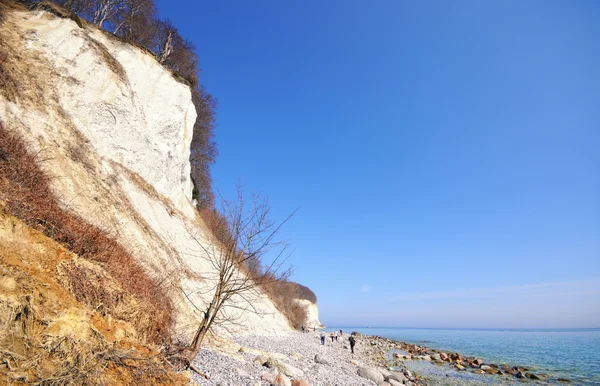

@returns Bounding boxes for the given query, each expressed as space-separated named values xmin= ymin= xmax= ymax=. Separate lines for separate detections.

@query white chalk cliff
xmin=295 ymin=299 xmax=324 ymax=330
xmin=0 ymin=7 xmax=302 ymax=340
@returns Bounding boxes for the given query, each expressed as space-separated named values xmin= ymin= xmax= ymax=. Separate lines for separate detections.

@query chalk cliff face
xmin=0 ymin=7 xmax=293 ymax=340
xmin=295 ymin=299 xmax=324 ymax=330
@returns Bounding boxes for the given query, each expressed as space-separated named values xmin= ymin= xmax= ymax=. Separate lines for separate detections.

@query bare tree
xmin=91 ymin=0 xmax=125 ymax=28
xmin=113 ymin=0 xmax=155 ymax=38
xmin=157 ymin=19 xmax=177 ymax=64
xmin=185 ymin=187 xmax=296 ymax=351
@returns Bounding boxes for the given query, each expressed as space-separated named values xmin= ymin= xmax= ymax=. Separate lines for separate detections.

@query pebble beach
xmin=190 ymin=331 xmax=421 ymax=386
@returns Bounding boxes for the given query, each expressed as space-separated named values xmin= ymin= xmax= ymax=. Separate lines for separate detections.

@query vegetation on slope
xmin=0 ymin=125 xmax=172 ymax=344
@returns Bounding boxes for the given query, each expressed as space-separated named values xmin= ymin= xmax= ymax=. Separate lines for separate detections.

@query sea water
xmin=328 ymin=327 xmax=600 ymax=385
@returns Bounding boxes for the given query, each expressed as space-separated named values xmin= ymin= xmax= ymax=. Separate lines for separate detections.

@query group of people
xmin=318 ymin=329 xmax=356 ymax=353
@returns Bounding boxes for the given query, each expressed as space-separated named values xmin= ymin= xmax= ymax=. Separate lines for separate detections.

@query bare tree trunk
xmin=159 ymin=30 xmax=173 ymax=63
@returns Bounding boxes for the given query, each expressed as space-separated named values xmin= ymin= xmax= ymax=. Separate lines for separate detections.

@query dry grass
xmin=0 ymin=123 xmax=173 ymax=344
xmin=0 ymin=259 xmax=188 ymax=386
xmin=0 ymin=32 xmax=18 ymax=102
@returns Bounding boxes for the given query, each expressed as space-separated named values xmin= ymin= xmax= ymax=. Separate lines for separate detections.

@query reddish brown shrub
xmin=0 ymin=123 xmax=172 ymax=343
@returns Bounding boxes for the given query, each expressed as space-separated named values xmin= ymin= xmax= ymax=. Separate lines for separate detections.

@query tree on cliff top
xmin=185 ymin=186 xmax=296 ymax=350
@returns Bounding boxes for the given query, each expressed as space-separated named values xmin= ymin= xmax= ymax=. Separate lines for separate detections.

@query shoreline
xmin=355 ymin=333 xmax=573 ymax=385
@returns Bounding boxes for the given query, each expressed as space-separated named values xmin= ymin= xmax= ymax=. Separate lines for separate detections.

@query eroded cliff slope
xmin=0 ymin=3 xmax=292 ymax=344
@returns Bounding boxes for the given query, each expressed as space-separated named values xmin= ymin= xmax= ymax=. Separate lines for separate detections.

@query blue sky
xmin=156 ymin=0 xmax=600 ymax=328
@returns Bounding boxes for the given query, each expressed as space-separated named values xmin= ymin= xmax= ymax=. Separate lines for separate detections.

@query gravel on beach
xmin=190 ymin=331 xmax=414 ymax=386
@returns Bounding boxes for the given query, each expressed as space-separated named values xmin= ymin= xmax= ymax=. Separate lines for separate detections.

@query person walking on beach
xmin=340 ymin=329 xmax=343 ymax=337
xmin=334 ymin=330 xmax=339 ymax=341
xmin=320 ymin=331 xmax=325 ymax=345
xmin=330 ymin=332 xmax=335 ymax=342
xmin=349 ymin=335 xmax=356 ymax=354
xmin=301 ymin=325 xmax=305 ymax=333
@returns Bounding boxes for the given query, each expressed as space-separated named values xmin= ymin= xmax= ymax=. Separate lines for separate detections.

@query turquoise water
xmin=329 ymin=327 xmax=600 ymax=385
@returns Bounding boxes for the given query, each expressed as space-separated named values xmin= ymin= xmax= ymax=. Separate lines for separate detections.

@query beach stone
xmin=379 ymin=367 xmax=392 ymax=377
xmin=387 ymin=380 xmax=403 ymax=386
xmin=351 ymin=331 xmax=362 ymax=337
xmin=455 ymin=364 xmax=466 ymax=370
xmin=272 ymin=373 xmax=292 ymax=386
xmin=484 ymin=368 xmax=497 ymax=374
xmin=260 ymin=370 xmax=279 ymax=383
xmin=357 ymin=366 xmax=384 ymax=383
xmin=558 ymin=378 xmax=571 ymax=382
xmin=480 ymin=365 xmax=492 ymax=370
xmin=314 ymin=354 xmax=329 ymax=365
xmin=440 ymin=352 xmax=448 ymax=361
xmin=264 ymin=357 xmax=303 ymax=377
xmin=386 ymin=372 xmax=408 ymax=383
xmin=516 ymin=371 xmax=526 ymax=378
xmin=254 ymin=355 xmax=269 ymax=365
xmin=350 ymin=359 xmax=359 ymax=366
xmin=290 ymin=380 xmax=309 ymax=386
xmin=422 ymin=355 xmax=431 ymax=361
xmin=393 ymin=352 xmax=402 ymax=358
xmin=473 ymin=358 xmax=483 ymax=366
xmin=379 ymin=383 xmax=392 ymax=386
xmin=472 ymin=369 xmax=485 ymax=374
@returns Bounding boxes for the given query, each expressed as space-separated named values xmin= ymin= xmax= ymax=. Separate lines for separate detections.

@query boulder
xmin=379 ymin=383 xmax=391 ymax=386
xmin=378 ymin=367 xmax=392 ymax=378
xmin=387 ymin=380 xmax=403 ymax=386
xmin=385 ymin=372 xmax=408 ymax=383
xmin=264 ymin=358 xmax=304 ymax=378
xmin=291 ymin=380 xmax=309 ymax=386
xmin=455 ymin=364 xmax=465 ymax=370
xmin=526 ymin=373 xmax=542 ymax=380
xmin=254 ymin=355 xmax=269 ymax=365
xmin=357 ymin=366 xmax=384 ymax=383
xmin=260 ymin=371 xmax=279 ymax=383
xmin=351 ymin=331 xmax=362 ymax=337
xmin=421 ymin=355 xmax=431 ymax=361
xmin=473 ymin=358 xmax=483 ymax=366
xmin=480 ymin=365 xmax=492 ymax=370
xmin=314 ymin=354 xmax=329 ymax=365
xmin=440 ymin=352 xmax=448 ymax=361
xmin=472 ymin=369 xmax=485 ymax=374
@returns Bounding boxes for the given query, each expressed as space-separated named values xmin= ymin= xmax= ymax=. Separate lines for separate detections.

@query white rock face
xmin=295 ymin=299 xmax=324 ymax=330
xmin=0 ymin=8 xmax=291 ymax=340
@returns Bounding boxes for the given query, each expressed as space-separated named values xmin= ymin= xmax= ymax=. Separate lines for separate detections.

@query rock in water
xmin=357 ymin=366 xmax=384 ymax=383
